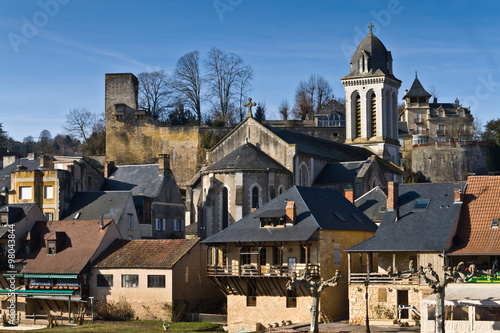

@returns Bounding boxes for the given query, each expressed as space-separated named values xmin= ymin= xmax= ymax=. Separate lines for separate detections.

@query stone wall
xmin=411 ymin=142 xmax=493 ymax=183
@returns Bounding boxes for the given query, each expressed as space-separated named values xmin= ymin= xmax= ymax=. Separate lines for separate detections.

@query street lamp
xmin=364 ymin=277 xmax=371 ymax=333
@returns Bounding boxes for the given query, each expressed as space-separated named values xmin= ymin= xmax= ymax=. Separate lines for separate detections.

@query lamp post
xmin=89 ymin=297 xmax=94 ymax=322
xmin=364 ymin=277 xmax=371 ymax=333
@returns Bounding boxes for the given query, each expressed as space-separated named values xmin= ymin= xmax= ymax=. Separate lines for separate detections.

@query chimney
xmin=3 ymin=155 xmax=17 ymax=168
xmin=455 ymin=98 xmax=460 ymax=106
xmin=285 ymin=201 xmax=296 ymax=224
xmin=345 ymin=188 xmax=354 ymax=204
xmin=405 ymin=89 xmax=408 ymax=95
xmin=433 ymin=97 xmax=437 ymax=104
xmin=454 ymin=188 xmax=462 ymax=203
xmin=28 ymin=153 xmax=37 ymax=160
xmin=104 ymin=161 xmax=115 ymax=178
xmin=158 ymin=154 xmax=170 ymax=176
xmin=40 ymin=155 xmax=50 ymax=169
xmin=100 ymin=215 xmax=104 ymax=230
xmin=387 ymin=182 xmax=399 ymax=212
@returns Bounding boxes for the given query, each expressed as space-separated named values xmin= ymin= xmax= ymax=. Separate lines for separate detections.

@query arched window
xmin=278 ymin=185 xmax=285 ymax=195
xmin=370 ymin=92 xmax=377 ymax=137
xmin=355 ymin=94 xmax=361 ymax=138
xmin=222 ymin=187 xmax=229 ymax=230
xmin=252 ymin=187 xmax=259 ymax=209
xmin=299 ymin=163 xmax=309 ymax=186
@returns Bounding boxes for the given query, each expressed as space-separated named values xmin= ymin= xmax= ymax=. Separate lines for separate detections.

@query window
xmin=273 ymin=247 xmax=281 ymax=266
xmin=334 ymin=212 xmax=346 ymax=222
xmin=128 ymin=214 xmax=133 ymax=230
xmin=163 ymin=219 xmax=166 ymax=231
xmin=259 ymin=248 xmax=266 ymax=267
xmin=47 ymin=241 xmax=56 ymax=255
xmin=299 ymin=245 xmax=310 ymax=264
xmin=413 ymin=199 xmax=430 ymax=211
xmin=444 ymin=306 xmax=468 ymax=321
xmin=251 ymin=187 xmax=259 ymax=209
xmin=19 ymin=186 xmax=32 ymax=200
xmin=155 ymin=218 xmax=161 ymax=231
xmin=492 ymin=219 xmax=499 ymax=228
xmin=121 ymin=275 xmax=138 ymax=288
xmin=45 ymin=212 xmax=53 ymax=221
xmin=97 ymin=274 xmax=113 ymax=287
xmin=240 ymin=247 xmax=252 ymax=266
xmin=370 ymin=92 xmax=376 ymax=137
xmin=87 ymin=176 xmax=92 ymax=187
xmin=286 ymin=288 xmax=297 ymax=308
xmin=44 ymin=186 xmax=53 ymax=199
xmin=352 ymin=214 xmax=364 ymax=223
xmin=416 ymin=113 xmax=422 ymax=123
xmin=247 ymin=281 xmax=257 ymax=307
xmin=222 ymin=187 xmax=229 ymax=230
xmin=334 ymin=245 xmax=340 ymax=266
xmin=147 ymin=275 xmax=165 ymax=288
xmin=174 ymin=219 xmax=183 ymax=231
xmin=476 ymin=306 xmax=500 ymax=321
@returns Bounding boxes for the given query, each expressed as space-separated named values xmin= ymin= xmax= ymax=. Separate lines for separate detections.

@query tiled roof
xmin=448 ymin=176 xmax=500 ymax=255
xmin=20 ymin=220 xmax=115 ymax=274
xmin=93 ymin=238 xmax=199 ymax=268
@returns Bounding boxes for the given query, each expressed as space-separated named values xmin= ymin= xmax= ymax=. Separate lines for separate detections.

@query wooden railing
xmin=350 ymin=273 xmax=418 ymax=285
xmin=207 ymin=263 xmax=320 ymax=278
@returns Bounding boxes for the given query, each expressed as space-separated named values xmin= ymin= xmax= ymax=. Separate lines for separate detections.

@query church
xmin=186 ymin=25 xmax=403 ymax=238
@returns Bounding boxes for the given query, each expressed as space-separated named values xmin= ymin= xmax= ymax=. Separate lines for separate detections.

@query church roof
xmin=202 ymin=186 xmax=377 ymax=244
xmin=403 ymin=75 xmax=431 ymax=98
xmin=342 ymin=29 xmax=399 ymax=81
xmin=265 ymin=126 xmax=373 ymax=162
xmin=313 ymin=161 xmax=370 ymax=185
xmin=205 ymin=142 xmax=288 ymax=173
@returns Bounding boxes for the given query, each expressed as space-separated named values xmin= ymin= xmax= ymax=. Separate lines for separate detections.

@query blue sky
xmin=1 ymin=0 xmax=499 ymax=141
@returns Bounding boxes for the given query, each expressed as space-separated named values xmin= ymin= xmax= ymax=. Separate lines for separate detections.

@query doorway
xmin=397 ymin=290 xmax=409 ymax=319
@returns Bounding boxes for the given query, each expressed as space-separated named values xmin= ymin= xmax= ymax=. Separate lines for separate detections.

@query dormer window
xmin=47 ymin=241 xmax=56 ymax=255
xmin=257 ymin=209 xmax=286 ymax=227
xmin=492 ymin=219 xmax=499 ymax=229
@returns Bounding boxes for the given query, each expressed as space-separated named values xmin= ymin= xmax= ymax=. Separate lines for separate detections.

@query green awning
xmin=0 ymin=289 xmax=75 ymax=296
xmin=24 ymin=274 xmax=78 ymax=279
xmin=2 ymin=273 xmax=23 ymax=277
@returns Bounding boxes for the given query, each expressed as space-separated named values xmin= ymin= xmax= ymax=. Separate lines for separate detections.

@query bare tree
xmin=278 ymin=100 xmax=290 ymax=120
xmin=138 ymin=70 xmax=171 ymax=121
xmin=63 ymin=108 xmax=95 ymax=143
xmin=236 ymin=65 xmax=254 ymax=122
xmin=287 ymin=269 xmax=343 ymax=333
xmin=205 ymin=47 xmax=253 ymax=124
xmin=429 ymin=85 xmax=440 ymax=101
xmin=171 ymin=51 xmax=203 ymax=125
xmin=293 ymin=74 xmax=333 ymax=120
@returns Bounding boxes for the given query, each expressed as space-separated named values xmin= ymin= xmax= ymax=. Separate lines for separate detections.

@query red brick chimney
xmin=387 ymin=182 xmax=399 ymax=212
xmin=104 ymin=161 xmax=115 ymax=178
xmin=285 ymin=201 xmax=296 ymax=224
xmin=454 ymin=188 xmax=462 ymax=203
xmin=345 ymin=188 xmax=354 ymax=204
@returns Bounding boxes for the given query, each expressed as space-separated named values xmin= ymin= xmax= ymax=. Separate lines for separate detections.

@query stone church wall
xmin=411 ymin=142 xmax=493 ymax=183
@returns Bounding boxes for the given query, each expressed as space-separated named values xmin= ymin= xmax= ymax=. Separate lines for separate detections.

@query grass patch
xmin=36 ymin=320 xmax=224 ymax=333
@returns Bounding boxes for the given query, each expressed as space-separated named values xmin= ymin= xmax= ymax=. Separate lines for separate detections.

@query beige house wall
xmin=90 ymin=267 xmax=174 ymax=320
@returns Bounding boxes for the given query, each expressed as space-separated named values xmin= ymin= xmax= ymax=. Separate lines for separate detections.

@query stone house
xmin=2 ymin=219 xmax=121 ymax=321
xmin=2 ymin=154 xmax=104 ymax=221
xmin=202 ymin=185 xmax=377 ymax=333
xmin=90 ymin=238 xmax=223 ymax=321
xmin=102 ymin=155 xmax=186 ymax=239
xmin=346 ymin=182 xmax=463 ymax=325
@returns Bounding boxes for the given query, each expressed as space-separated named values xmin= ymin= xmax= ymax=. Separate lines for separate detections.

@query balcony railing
xmin=350 ymin=273 xmax=418 ymax=285
xmin=207 ymin=263 xmax=320 ymax=278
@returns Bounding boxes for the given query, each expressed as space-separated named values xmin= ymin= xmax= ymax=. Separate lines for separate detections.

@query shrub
xmin=95 ymin=297 xmax=134 ymax=321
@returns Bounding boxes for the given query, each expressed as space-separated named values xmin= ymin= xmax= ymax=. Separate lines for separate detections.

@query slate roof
xmin=102 ymin=164 xmax=163 ymax=198
xmin=448 ymin=176 xmax=500 ymax=255
xmin=348 ymin=182 xmax=462 ymax=252
xmin=205 ymin=143 xmax=288 ymax=173
xmin=20 ymin=219 xmax=115 ymax=274
xmin=62 ymin=191 xmax=131 ymax=222
xmin=313 ymin=161 xmax=369 ymax=185
xmin=0 ymin=157 xmax=41 ymax=190
xmin=265 ymin=126 xmax=373 ymax=162
xmin=202 ymin=186 xmax=377 ymax=244
xmin=398 ymin=121 xmax=410 ymax=137
xmin=93 ymin=238 xmax=199 ymax=269
xmin=316 ymin=99 xmax=346 ymax=117
xmin=429 ymin=102 xmax=471 ymax=118
xmin=355 ymin=186 xmax=387 ymax=223
xmin=403 ymin=76 xmax=431 ymax=98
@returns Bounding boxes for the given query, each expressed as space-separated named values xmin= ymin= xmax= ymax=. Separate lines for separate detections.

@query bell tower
xmin=341 ymin=23 xmax=402 ymax=165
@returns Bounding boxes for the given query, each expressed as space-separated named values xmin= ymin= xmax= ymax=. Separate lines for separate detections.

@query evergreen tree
xmin=254 ymin=103 xmax=266 ymax=123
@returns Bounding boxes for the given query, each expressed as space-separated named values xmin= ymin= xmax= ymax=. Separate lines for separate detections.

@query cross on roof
xmin=244 ymin=97 xmax=256 ymax=118
xmin=368 ymin=23 xmax=374 ymax=34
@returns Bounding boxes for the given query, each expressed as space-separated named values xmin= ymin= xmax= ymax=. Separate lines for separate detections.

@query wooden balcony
xmin=350 ymin=273 xmax=419 ymax=285
xmin=207 ymin=263 xmax=320 ymax=278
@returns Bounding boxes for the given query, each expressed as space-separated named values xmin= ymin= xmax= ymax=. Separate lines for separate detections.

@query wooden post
xmin=348 ymin=252 xmax=352 ymax=285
